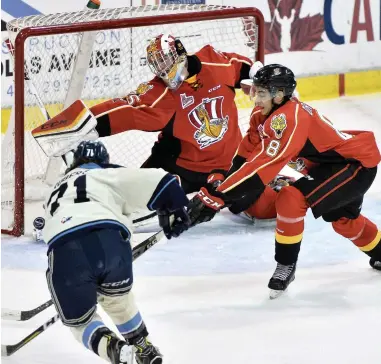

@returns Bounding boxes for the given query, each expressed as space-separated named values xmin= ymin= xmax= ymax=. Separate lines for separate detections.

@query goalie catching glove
xmin=31 ymin=100 xmax=98 ymax=157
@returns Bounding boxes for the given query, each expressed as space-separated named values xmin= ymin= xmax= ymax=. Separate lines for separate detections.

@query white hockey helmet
xmin=146 ymin=33 xmax=188 ymax=90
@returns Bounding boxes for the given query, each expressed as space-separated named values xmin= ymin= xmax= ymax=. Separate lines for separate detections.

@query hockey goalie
xmin=32 ymin=34 xmax=281 ymax=225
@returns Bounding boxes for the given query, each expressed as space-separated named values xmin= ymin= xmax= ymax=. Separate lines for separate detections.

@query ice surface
xmin=2 ymin=94 xmax=381 ymax=363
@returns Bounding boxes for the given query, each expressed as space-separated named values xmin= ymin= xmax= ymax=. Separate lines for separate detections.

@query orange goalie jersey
xmin=91 ymin=45 xmax=252 ymax=173
xmin=217 ymin=98 xmax=381 ymax=196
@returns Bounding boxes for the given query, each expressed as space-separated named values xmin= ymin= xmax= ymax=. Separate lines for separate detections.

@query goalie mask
xmin=146 ymin=34 xmax=188 ymax=90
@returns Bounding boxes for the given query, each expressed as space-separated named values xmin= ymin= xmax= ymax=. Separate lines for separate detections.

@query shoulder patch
xmin=270 ymin=113 xmax=287 ymax=139
xmin=125 ymin=82 xmax=154 ymax=106
xmin=136 ymin=82 xmax=153 ymax=96
xmin=300 ymin=102 xmax=313 ymax=116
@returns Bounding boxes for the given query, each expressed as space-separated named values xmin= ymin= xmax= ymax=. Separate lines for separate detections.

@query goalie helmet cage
xmin=2 ymin=5 xmax=264 ymax=236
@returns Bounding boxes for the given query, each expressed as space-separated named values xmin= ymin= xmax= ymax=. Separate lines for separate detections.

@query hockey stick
xmin=4 ymin=39 xmax=75 ymax=167
xmin=5 ymin=39 xmax=51 ymax=121
xmin=1 ymin=229 xmax=164 ymax=356
xmin=132 ymin=230 xmax=164 ymax=260
xmin=44 ymin=0 xmax=101 ymax=184
xmin=1 ymin=314 xmax=60 ymax=357
xmin=1 ymin=300 xmax=53 ymax=321
xmin=132 ymin=211 xmax=157 ymax=225
xmin=1 ymin=228 xmax=163 ymax=322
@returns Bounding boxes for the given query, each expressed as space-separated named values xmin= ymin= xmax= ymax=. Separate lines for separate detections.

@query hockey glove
xmin=187 ymin=187 xmax=225 ymax=226
xmin=158 ymin=208 xmax=191 ymax=240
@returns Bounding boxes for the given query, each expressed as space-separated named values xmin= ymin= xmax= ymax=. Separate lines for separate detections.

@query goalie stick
xmin=1 ymin=229 xmax=164 ymax=356
xmin=3 ymin=40 xmax=76 ymax=167
xmin=5 ymin=0 xmax=101 ymax=187
xmin=43 ymin=0 xmax=101 ymax=184
xmin=5 ymin=39 xmax=51 ymax=122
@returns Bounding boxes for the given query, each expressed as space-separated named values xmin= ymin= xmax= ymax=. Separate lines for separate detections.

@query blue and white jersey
xmin=43 ymin=164 xmax=184 ymax=249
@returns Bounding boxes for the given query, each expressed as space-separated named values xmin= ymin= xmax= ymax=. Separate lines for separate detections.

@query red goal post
xmin=2 ymin=5 xmax=264 ymax=237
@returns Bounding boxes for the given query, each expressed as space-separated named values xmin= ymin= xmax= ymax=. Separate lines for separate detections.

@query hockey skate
xmin=370 ymin=257 xmax=381 ymax=271
xmin=134 ymin=337 xmax=163 ymax=364
xmin=107 ymin=335 xmax=133 ymax=364
xmin=268 ymin=263 xmax=296 ymax=299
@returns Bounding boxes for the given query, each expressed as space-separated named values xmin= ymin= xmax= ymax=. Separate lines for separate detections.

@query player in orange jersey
xmin=188 ymin=64 xmax=381 ymax=297
xmin=91 ymin=33 xmax=256 ymax=195
xmin=92 ymin=34 xmax=284 ymax=220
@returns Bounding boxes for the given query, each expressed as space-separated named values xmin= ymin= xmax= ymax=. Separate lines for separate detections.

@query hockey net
xmin=1 ymin=4 xmax=264 ymax=236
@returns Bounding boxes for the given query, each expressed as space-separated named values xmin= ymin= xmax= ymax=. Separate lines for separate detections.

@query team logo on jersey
xmin=180 ymin=93 xmax=194 ymax=109
xmin=136 ymin=82 xmax=153 ymax=96
xmin=188 ymin=97 xmax=228 ymax=149
xmin=270 ymin=113 xmax=287 ymax=139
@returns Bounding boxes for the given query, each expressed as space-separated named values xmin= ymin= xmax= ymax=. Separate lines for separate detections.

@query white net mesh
xmin=2 ymin=4 xmax=260 ymax=234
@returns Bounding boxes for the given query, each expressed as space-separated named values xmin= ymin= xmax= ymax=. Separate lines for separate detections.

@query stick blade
xmin=2 ymin=345 xmax=10 ymax=357
xmin=1 ymin=308 xmax=21 ymax=321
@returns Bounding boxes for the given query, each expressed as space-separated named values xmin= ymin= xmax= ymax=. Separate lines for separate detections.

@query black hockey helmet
xmin=68 ymin=140 xmax=110 ymax=172
xmin=253 ymin=64 xmax=296 ymax=98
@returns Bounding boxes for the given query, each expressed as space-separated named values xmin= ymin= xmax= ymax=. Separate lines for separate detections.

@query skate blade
xmin=269 ymin=289 xmax=285 ymax=299
xmin=119 ymin=345 xmax=133 ymax=364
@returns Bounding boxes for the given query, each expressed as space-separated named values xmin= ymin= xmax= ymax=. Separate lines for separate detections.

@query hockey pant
xmin=273 ymin=163 xmax=381 ymax=265
xmin=46 ymin=228 xmax=148 ymax=362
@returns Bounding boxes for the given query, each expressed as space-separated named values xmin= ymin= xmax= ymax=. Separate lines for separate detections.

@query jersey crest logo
xmin=188 ymin=97 xmax=228 ymax=149
xmin=180 ymin=93 xmax=194 ymax=109
xmin=270 ymin=113 xmax=287 ymax=139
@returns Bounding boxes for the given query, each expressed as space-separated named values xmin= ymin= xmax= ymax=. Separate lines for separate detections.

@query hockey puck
xmin=33 ymin=217 xmax=45 ymax=230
